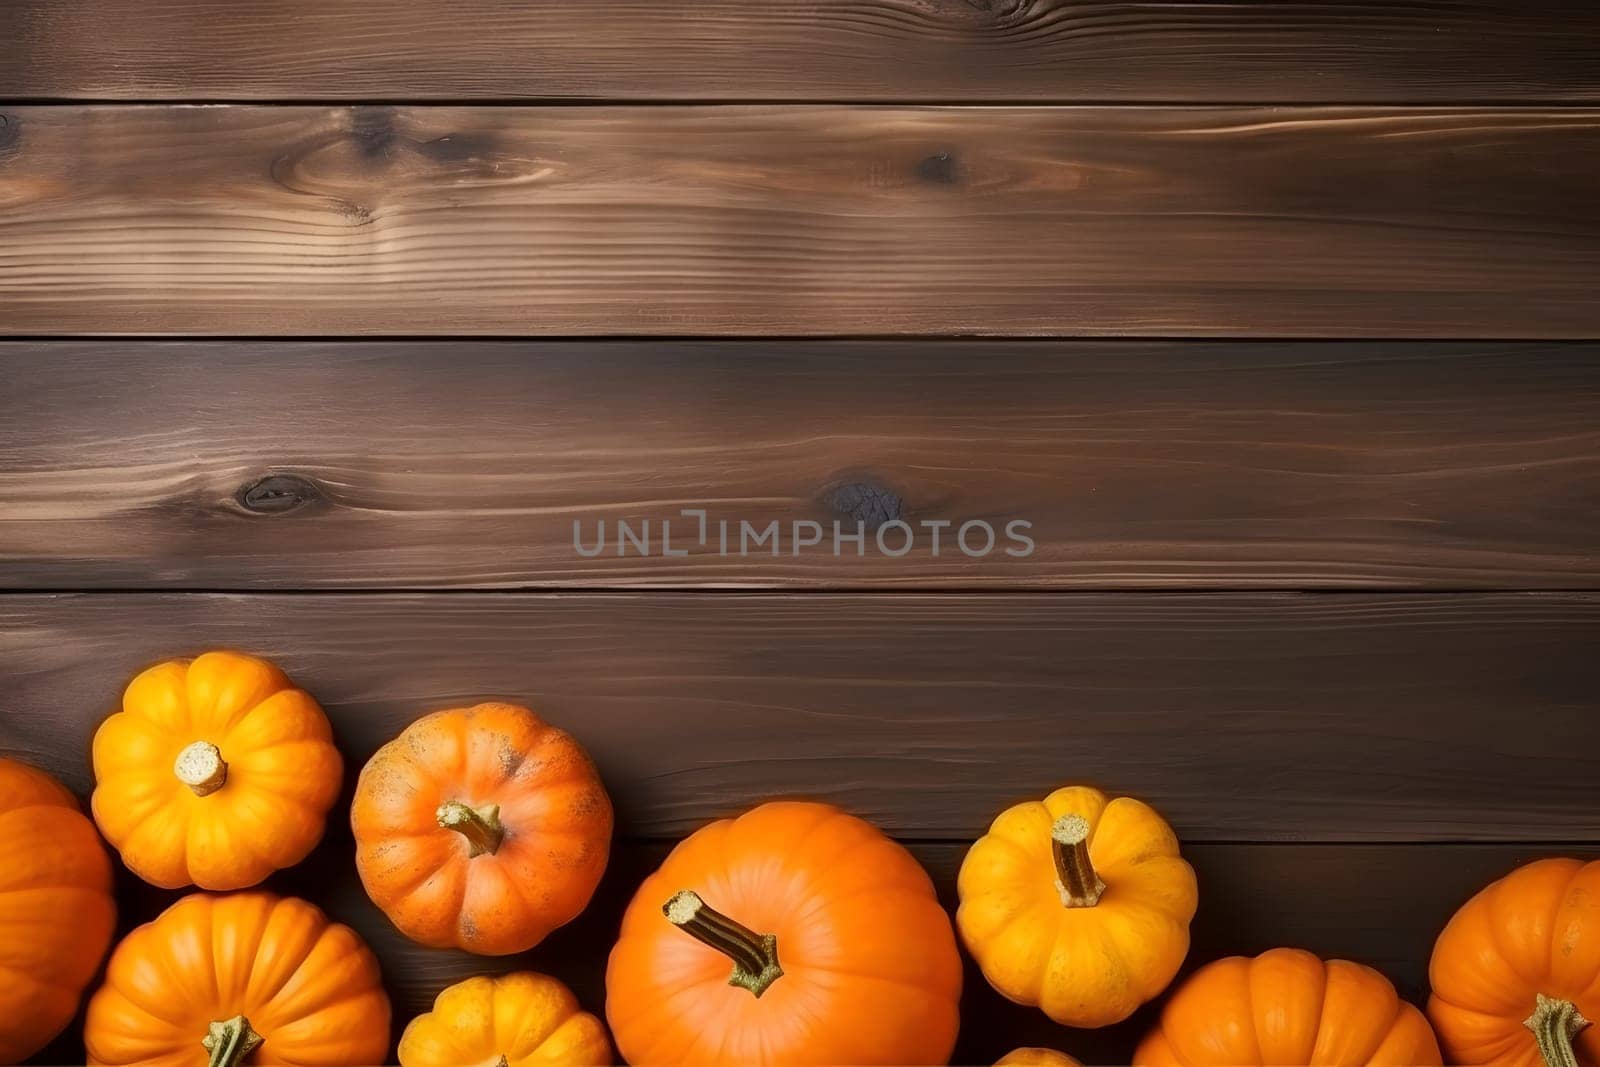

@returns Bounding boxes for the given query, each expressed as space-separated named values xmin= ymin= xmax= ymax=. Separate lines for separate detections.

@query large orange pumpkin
xmin=91 ymin=651 xmax=343 ymax=889
xmin=0 ymin=757 xmax=117 ymax=1064
xmin=85 ymin=891 xmax=391 ymax=1067
xmin=605 ymin=800 xmax=963 ymax=1066
xmin=352 ymin=702 xmax=613 ymax=955
xmin=1135 ymin=948 xmax=1442 ymax=1066
xmin=1429 ymin=857 xmax=1600 ymax=1067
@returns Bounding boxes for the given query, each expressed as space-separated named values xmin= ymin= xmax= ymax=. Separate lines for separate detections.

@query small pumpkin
xmin=352 ymin=702 xmax=613 ymax=955
xmin=957 ymin=785 xmax=1197 ymax=1028
xmin=85 ymin=891 xmax=391 ymax=1067
xmin=996 ymin=1050 xmax=1082 ymax=1067
xmin=0 ymin=757 xmax=117 ymax=1064
xmin=399 ymin=972 xmax=612 ymax=1067
xmin=91 ymin=650 xmax=342 ymax=889
xmin=1135 ymin=948 xmax=1442 ymax=1066
xmin=1429 ymin=857 xmax=1600 ymax=1067
xmin=606 ymin=800 xmax=963 ymax=1066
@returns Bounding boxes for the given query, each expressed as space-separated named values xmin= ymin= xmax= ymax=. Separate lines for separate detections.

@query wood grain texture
xmin=2 ymin=106 xmax=1598 ymax=336
xmin=23 ymin=826 xmax=1600 ymax=1065
xmin=3 ymin=341 xmax=1598 ymax=590
xmin=5 ymin=1 xmax=1599 ymax=103
xmin=1 ymin=592 xmax=1594 ymax=841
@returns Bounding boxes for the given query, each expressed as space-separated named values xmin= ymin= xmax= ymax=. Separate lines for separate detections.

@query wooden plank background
xmin=3 ymin=592 xmax=1595 ymax=842
xmin=5 ymin=3 xmax=1599 ymax=1064
xmin=2 ymin=341 xmax=1596 ymax=590
xmin=2 ymin=106 xmax=1599 ymax=336
xmin=6 ymin=1 xmax=1599 ymax=103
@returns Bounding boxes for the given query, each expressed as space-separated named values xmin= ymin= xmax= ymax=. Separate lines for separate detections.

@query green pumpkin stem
xmin=1526 ymin=994 xmax=1589 ymax=1067
xmin=1051 ymin=814 xmax=1107 ymax=908
xmin=436 ymin=800 xmax=505 ymax=857
xmin=202 ymin=1015 xmax=262 ymax=1067
xmin=664 ymin=890 xmax=783 ymax=998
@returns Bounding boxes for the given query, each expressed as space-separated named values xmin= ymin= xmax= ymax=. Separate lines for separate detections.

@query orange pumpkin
xmin=85 ymin=891 xmax=391 ymax=1067
xmin=1429 ymin=857 xmax=1600 ymax=1067
xmin=1135 ymin=948 xmax=1442 ymax=1066
xmin=352 ymin=702 xmax=613 ymax=955
xmin=399 ymin=972 xmax=612 ymax=1067
xmin=996 ymin=1050 xmax=1082 ymax=1067
xmin=0 ymin=758 xmax=117 ymax=1064
xmin=606 ymin=800 xmax=963 ymax=1066
xmin=91 ymin=651 xmax=342 ymax=889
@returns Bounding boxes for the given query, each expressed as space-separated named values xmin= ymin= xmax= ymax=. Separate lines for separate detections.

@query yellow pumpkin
xmin=997 ymin=1050 xmax=1082 ymax=1067
xmin=399 ymin=972 xmax=611 ymax=1067
xmin=957 ymin=785 xmax=1197 ymax=1028
xmin=91 ymin=651 xmax=342 ymax=889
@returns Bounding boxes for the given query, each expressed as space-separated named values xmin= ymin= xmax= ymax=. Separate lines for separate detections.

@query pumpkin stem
xmin=1051 ymin=814 xmax=1107 ymax=908
xmin=202 ymin=1014 xmax=262 ymax=1067
xmin=174 ymin=741 xmax=229 ymax=797
xmin=436 ymin=801 xmax=505 ymax=857
xmin=1526 ymin=994 xmax=1589 ymax=1067
xmin=664 ymin=889 xmax=783 ymax=998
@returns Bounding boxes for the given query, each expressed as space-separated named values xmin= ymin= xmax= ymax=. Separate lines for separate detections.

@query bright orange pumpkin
xmin=996 ymin=1050 xmax=1082 ymax=1067
xmin=91 ymin=651 xmax=342 ymax=889
xmin=1135 ymin=948 xmax=1442 ymax=1066
xmin=0 ymin=758 xmax=117 ymax=1064
xmin=958 ymin=785 xmax=1197 ymax=1028
xmin=352 ymin=702 xmax=613 ymax=955
xmin=1429 ymin=857 xmax=1600 ymax=1067
xmin=605 ymin=800 xmax=963 ymax=1066
xmin=85 ymin=891 xmax=391 ymax=1067
xmin=398 ymin=972 xmax=612 ymax=1067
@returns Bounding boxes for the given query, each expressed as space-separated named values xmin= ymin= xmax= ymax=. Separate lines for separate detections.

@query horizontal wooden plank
xmin=2 ymin=106 xmax=1597 ymax=336
xmin=28 ymin=832 xmax=1600 ymax=1065
xmin=3 ymin=341 xmax=1597 ymax=590
xmin=6 ymin=1 xmax=1598 ymax=103
xmin=1 ymin=592 xmax=1594 ymax=841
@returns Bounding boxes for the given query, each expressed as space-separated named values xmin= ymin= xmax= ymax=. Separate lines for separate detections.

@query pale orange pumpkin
xmin=352 ymin=702 xmax=613 ymax=955
xmin=85 ymin=891 xmax=391 ymax=1067
xmin=1135 ymin=948 xmax=1442 ymax=1066
xmin=958 ymin=785 xmax=1197 ymax=1028
xmin=1429 ymin=857 xmax=1600 ymax=1067
xmin=0 ymin=757 xmax=117 ymax=1064
xmin=996 ymin=1049 xmax=1082 ymax=1067
xmin=91 ymin=651 xmax=342 ymax=889
xmin=606 ymin=800 xmax=963 ymax=1066
xmin=398 ymin=972 xmax=612 ymax=1067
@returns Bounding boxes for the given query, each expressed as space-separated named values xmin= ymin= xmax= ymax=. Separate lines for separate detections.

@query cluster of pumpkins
xmin=0 ymin=648 xmax=1595 ymax=1066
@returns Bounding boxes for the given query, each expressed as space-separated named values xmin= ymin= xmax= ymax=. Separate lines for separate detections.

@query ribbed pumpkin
xmin=0 ymin=758 xmax=117 ymax=1064
xmin=1135 ymin=948 xmax=1442 ymax=1066
xmin=85 ymin=892 xmax=391 ymax=1067
xmin=957 ymin=785 xmax=1197 ymax=1028
xmin=91 ymin=651 xmax=342 ymax=889
xmin=1430 ymin=857 xmax=1600 ymax=1067
xmin=352 ymin=702 xmax=613 ymax=955
xmin=398 ymin=972 xmax=612 ymax=1067
xmin=606 ymin=800 xmax=963 ymax=1066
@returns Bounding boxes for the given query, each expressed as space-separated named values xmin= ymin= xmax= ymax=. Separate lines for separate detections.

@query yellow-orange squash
xmin=352 ymin=702 xmax=613 ymax=955
xmin=957 ymin=785 xmax=1197 ymax=1028
xmin=0 ymin=758 xmax=117 ymax=1064
xmin=606 ymin=800 xmax=962 ymax=1066
xmin=398 ymin=972 xmax=612 ymax=1067
xmin=85 ymin=892 xmax=390 ymax=1067
xmin=91 ymin=651 xmax=342 ymax=890
xmin=1429 ymin=857 xmax=1600 ymax=1067
xmin=1135 ymin=948 xmax=1442 ymax=1066
xmin=996 ymin=1050 xmax=1082 ymax=1067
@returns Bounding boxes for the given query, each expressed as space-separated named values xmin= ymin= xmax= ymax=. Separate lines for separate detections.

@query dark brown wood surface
xmin=2 ymin=592 xmax=1594 ymax=842
xmin=3 ymin=340 xmax=1597 ymax=590
xmin=25 ymin=824 xmax=1600 ymax=1066
xmin=6 ymin=1 xmax=1599 ymax=103
xmin=3 ymin=106 xmax=1598 ymax=336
